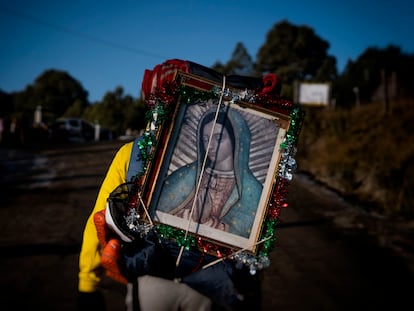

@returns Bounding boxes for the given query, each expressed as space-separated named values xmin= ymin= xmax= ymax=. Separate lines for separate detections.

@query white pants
xmin=125 ymin=276 xmax=212 ymax=311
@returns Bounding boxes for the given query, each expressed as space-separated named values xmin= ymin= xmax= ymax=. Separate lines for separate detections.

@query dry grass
xmin=295 ymin=98 xmax=414 ymax=218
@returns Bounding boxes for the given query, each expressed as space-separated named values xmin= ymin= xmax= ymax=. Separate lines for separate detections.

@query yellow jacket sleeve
xmin=78 ymin=141 xmax=133 ymax=292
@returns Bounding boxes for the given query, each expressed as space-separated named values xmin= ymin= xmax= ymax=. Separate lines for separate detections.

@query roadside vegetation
xmin=296 ymin=98 xmax=414 ymax=219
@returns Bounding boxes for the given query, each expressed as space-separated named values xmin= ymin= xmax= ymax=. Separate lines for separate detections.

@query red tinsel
xmin=196 ymin=237 xmax=233 ymax=258
xmin=145 ymin=81 xmax=180 ymax=109
xmin=267 ymin=178 xmax=290 ymax=220
xmin=255 ymin=92 xmax=293 ymax=112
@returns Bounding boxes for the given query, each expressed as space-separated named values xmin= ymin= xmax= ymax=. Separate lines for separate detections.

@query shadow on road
xmin=1 ymin=141 xmax=413 ymax=310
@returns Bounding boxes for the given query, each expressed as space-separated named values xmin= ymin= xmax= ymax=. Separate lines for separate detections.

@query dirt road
xmin=1 ymin=141 xmax=413 ymax=310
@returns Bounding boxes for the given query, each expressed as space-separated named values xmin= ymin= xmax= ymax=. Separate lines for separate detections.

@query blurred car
xmin=49 ymin=118 xmax=95 ymax=143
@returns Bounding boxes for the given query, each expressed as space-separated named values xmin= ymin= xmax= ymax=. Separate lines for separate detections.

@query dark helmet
xmin=105 ymin=182 xmax=151 ymax=242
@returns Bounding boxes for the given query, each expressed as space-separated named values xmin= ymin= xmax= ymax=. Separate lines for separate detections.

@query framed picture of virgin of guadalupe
xmin=141 ymin=72 xmax=295 ymax=254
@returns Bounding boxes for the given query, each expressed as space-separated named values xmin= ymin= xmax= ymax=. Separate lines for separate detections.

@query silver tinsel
xmin=124 ymin=208 xmax=153 ymax=238
xmin=277 ymin=142 xmax=298 ymax=181
xmin=212 ymin=86 xmax=257 ymax=104
xmin=231 ymin=252 xmax=271 ymax=275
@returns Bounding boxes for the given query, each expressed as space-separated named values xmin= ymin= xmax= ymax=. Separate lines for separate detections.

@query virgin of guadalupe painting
xmin=152 ymin=99 xmax=285 ymax=249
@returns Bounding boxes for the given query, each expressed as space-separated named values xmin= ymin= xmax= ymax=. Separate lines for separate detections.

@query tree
xmin=82 ymin=86 xmax=147 ymax=137
xmin=89 ymin=87 xmax=125 ymax=136
xmin=314 ymin=55 xmax=338 ymax=82
xmin=0 ymin=90 xmax=13 ymax=117
xmin=212 ymin=42 xmax=255 ymax=76
xmin=64 ymin=99 xmax=85 ymax=118
xmin=13 ymin=69 xmax=89 ymax=124
xmin=255 ymin=20 xmax=335 ymax=97
xmin=333 ymin=45 xmax=414 ymax=107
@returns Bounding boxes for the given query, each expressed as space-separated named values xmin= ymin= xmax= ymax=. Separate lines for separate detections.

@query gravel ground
xmin=1 ymin=140 xmax=413 ymax=310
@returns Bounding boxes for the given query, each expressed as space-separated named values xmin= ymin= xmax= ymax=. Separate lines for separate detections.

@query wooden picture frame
xmin=136 ymin=71 xmax=301 ymax=258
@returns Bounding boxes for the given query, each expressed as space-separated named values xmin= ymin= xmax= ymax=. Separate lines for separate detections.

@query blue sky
xmin=1 ymin=0 xmax=413 ymax=102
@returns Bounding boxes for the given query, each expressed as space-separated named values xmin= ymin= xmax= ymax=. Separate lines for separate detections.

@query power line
xmin=0 ymin=5 xmax=169 ymax=60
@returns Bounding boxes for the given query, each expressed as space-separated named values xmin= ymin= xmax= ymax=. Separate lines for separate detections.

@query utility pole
xmin=353 ymin=87 xmax=360 ymax=108
xmin=381 ymin=69 xmax=390 ymax=115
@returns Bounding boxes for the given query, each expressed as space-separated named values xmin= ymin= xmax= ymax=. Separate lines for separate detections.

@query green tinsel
xmin=156 ymin=224 xmax=196 ymax=249
xmin=179 ymin=85 xmax=218 ymax=104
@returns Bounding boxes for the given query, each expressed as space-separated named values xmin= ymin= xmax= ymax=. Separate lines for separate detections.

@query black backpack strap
xmin=127 ymin=136 xmax=144 ymax=182
xmin=132 ymin=278 xmax=140 ymax=311
xmin=127 ymin=136 xmax=143 ymax=311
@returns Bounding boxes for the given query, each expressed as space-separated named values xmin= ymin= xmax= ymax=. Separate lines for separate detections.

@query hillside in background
xmin=295 ymin=98 xmax=414 ymax=220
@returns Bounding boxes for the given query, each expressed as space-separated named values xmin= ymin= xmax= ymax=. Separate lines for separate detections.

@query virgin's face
xmin=202 ymin=121 xmax=233 ymax=165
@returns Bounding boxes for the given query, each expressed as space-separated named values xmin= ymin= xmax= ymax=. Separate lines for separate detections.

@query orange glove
xmin=93 ymin=210 xmax=109 ymax=248
xmin=93 ymin=210 xmax=128 ymax=284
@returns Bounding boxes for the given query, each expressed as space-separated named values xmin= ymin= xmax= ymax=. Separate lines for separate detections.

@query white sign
xmin=298 ymin=83 xmax=330 ymax=106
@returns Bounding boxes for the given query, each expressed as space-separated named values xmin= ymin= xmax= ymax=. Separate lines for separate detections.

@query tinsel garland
xmin=129 ymin=79 xmax=304 ymax=274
